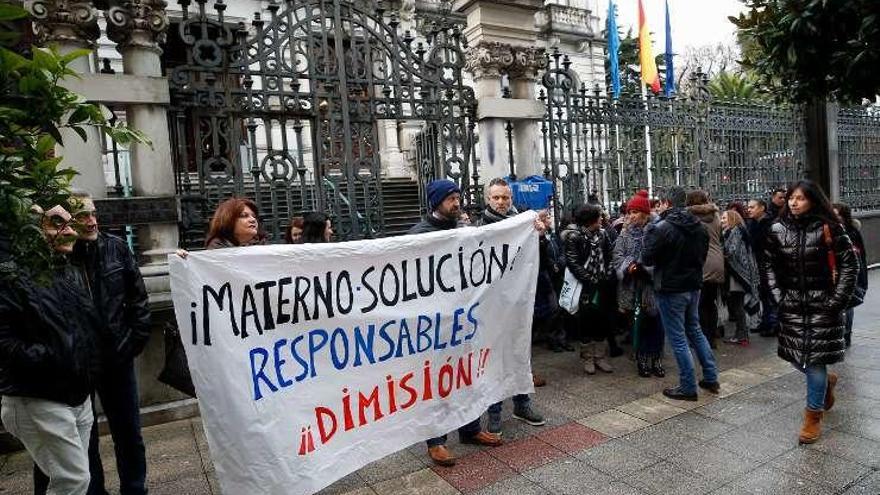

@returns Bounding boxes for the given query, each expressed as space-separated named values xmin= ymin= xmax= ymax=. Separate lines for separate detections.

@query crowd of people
xmin=0 ymin=176 xmax=869 ymax=492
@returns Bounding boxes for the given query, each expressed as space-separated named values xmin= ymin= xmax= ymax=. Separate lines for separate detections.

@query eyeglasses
xmin=73 ymin=210 xmax=97 ymax=221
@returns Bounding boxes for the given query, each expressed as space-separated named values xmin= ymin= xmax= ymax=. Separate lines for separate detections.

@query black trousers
xmin=698 ymin=282 xmax=721 ymax=343
xmin=34 ymin=360 xmax=147 ymax=495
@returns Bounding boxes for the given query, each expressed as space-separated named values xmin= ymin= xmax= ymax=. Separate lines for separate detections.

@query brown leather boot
xmin=460 ymin=431 xmax=503 ymax=447
xmin=533 ymin=375 xmax=547 ymax=387
xmin=428 ymin=445 xmax=456 ymax=466
xmin=798 ymin=409 xmax=823 ymax=444
xmin=825 ymin=373 xmax=838 ymax=411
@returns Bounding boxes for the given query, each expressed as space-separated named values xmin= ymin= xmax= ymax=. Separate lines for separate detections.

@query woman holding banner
xmin=205 ymin=198 xmax=267 ymax=248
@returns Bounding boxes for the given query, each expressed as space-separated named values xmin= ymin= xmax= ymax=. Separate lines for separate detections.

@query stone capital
xmin=105 ymin=0 xmax=169 ymax=52
xmin=509 ymin=46 xmax=546 ymax=81
xmin=464 ymin=40 xmax=514 ymax=80
xmin=25 ymin=0 xmax=100 ymax=47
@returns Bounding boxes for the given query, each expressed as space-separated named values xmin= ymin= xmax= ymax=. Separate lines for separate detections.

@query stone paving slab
xmin=2 ymin=272 xmax=879 ymax=495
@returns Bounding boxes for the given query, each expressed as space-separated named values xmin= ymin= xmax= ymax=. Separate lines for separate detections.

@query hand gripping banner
xmin=169 ymin=212 xmax=540 ymax=494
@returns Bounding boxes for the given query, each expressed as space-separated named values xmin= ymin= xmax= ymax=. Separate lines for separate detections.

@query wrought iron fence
xmin=838 ymin=106 xmax=880 ymax=212
xmin=535 ymin=50 xmax=806 ymax=218
xmin=167 ymin=0 xmax=478 ymax=247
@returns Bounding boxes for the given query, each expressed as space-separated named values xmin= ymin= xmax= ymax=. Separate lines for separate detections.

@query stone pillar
xmin=105 ymin=0 xmax=176 ymax=290
xmin=465 ymin=41 xmax=513 ymax=183
xmin=509 ymin=46 xmax=545 ymax=178
xmin=26 ymin=0 xmax=106 ymax=198
xmin=380 ymin=121 xmax=411 ymax=178
xmin=456 ymin=0 xmax=544 ymax=186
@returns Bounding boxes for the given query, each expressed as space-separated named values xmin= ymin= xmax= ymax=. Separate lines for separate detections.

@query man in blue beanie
xmin=407 ymin=179 xmax=503 ymax=465
xmin=408 ymin=179 xmax=464 ymax=233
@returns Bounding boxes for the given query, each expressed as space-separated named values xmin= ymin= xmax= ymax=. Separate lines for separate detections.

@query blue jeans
xmin=425 ymin=417 xmax=482 ymax=447
xmin=794 ymin=364 xmax=828 ymax=411
xmin=488 ymin=394 xmax=530 ymax=416
xmin=656 ymin=290 xmax=719 ymax=395
xmin=34 ymin=360 xmax=147 ymax=495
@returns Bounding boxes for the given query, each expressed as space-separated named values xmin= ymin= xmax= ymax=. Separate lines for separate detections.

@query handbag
xmin=558 ymin=267 xmax=583 ymax=314
xmin=157 ymin=321 xmax=197 ymax=398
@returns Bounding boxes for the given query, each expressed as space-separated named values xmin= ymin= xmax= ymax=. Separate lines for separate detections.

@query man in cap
xmin=408 ymin=179 xmax=503 ymax=466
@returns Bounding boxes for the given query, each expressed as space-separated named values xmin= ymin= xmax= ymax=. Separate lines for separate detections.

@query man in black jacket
xmin=34 ymin=193 xmax=152 ymax=495
xmin=642 ymin=186 xmax=719 ymax=401
xmin=407 ymin=179 xmax=503 ymax=467
xmin=1 ymin=204 xmax=103 ymax=495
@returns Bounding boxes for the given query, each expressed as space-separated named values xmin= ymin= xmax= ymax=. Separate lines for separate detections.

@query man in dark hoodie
xmin=407 ymin=179 xmax=503 ymax=466
xmin=642 ymin=186 xmax=720 ymax=401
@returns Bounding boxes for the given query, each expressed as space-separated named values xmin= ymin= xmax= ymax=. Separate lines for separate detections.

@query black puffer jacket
xmin=761 ymin=215 xmax=858 ymax=366
xmin=642 ymin=207 xmax=709 ymax=293
xmin=72 ymin=232 xmax=151 ymax=363
xmin=0 ymin=265 xmax=104 ymax=406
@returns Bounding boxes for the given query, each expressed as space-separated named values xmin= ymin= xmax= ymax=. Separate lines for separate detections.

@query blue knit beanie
xmin=426 ymin=179 xmax=461 ymax=210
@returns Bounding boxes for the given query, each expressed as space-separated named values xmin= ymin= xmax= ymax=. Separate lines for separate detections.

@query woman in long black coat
xmin=761 ymin=180 xmax=858 ymax=444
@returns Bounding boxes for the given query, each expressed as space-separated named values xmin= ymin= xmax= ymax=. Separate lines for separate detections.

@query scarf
xmin=724 ymin=225 xmax=762 ymax=318
xmin=581 ymin=227 xmax=608 ymax=285
xmin=481 ymin=205 xmax=518 ymax=225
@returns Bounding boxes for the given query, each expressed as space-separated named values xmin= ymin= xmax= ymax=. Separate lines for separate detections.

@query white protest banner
xmin=169 ymin=211 xmax=540 ymax=495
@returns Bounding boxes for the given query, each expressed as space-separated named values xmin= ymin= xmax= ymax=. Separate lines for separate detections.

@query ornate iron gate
xmin=537 ymin=50 xmax=806 ymax=217
xmin=168 ymin=0 xmax=477 ymax=246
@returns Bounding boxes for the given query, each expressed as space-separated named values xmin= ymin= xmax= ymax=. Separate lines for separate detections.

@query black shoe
xmin=651 ymin=358 xmax=665 ymax=378
xmin=548 ymin=343 xmax=565 ymax=353
xmin=562 ymin=343 xmax=576 ymax=352
xmin=663 ymin=387 xmax=698 ymax=401
xmin=698 ymin=380 xmax=720 ymax=394
xmin=637 ymin=355 xmax=651 ymax=378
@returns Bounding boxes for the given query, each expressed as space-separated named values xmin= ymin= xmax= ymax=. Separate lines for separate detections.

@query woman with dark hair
xmin=726 ymin=201 xmax=748 ymax=222
xmin=301 ymin=212 xmax=333 ymax=243
xmin=761 ymin=180 xmax=858 ymax=444
xmin=285 ymin=216 xmax=305 ymax=244
xmin=832 ymin=202 xmax=868 ymax=347
xmin=204 ymin=197 xmax=266 ymax=249
xmin=563 ymin=204 xmax=614 ymax=374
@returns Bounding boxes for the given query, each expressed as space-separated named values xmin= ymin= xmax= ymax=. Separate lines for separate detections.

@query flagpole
xmin=642 ymin=82 xmax=653 ymax=197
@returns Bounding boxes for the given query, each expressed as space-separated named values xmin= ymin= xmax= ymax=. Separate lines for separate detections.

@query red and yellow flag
xmin=638 ymin=0 xmax=661 ymax=94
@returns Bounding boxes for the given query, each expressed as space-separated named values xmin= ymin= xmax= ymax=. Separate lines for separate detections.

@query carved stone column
xmin=105 ymin=0 xmax=176 ymax=292
xmin=465 ymin=40 xmax=514 ymax=182
xmin=26 ymin=0 xmax=106 ymax=197
xmin=509 ymin=46 xmax=545 ymax=178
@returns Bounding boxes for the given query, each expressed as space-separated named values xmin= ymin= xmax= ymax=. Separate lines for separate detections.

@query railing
xmin=839 ymin=106 xmax=880 ymax=212
xmin=534 ymin=50 xmax=808 ymax=218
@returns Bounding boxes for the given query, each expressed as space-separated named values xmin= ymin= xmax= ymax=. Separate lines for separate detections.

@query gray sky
xmin=600 ymin=0 xmax=747 ymax=52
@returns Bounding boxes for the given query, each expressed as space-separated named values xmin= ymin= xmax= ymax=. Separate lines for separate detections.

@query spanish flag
xmin=638 ymin=0 xmax=661 ymax=94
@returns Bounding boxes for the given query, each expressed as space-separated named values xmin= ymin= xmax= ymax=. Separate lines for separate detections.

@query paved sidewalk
xmin=2 ymin=276 xmax=879 ymax=494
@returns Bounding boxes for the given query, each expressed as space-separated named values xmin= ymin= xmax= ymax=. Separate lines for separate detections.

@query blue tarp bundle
xmin=506 ymin=175 xmax=554 ymax=211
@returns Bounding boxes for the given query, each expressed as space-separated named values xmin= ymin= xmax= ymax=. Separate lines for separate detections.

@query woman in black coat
xmin=563 ymin=204 xmax=615 ymax=375
xmin=761 ymin=180 xmax=858 ymax=444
